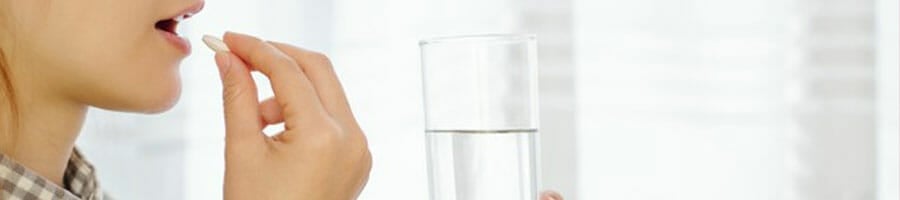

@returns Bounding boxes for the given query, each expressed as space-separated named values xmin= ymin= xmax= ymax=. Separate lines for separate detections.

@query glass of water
xmin=420 ymin=34 xmax=540 ymax=200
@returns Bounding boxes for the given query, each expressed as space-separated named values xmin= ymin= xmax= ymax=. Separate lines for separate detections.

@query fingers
xmin=269 ymin=42 xmax=358 ymax=127
xmin=259 ymin=97 xmax=284 ymax=125
xmin=540 ymin=191 xmax=563 ymax=200
xmin=223 ymin=32 xmax=329 ymax=132
xmin=214 ymin=52 xmax=263 ymax=143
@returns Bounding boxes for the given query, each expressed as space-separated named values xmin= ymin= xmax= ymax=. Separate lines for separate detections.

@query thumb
xmin=215 ymin=52 xmax=263 ymax=143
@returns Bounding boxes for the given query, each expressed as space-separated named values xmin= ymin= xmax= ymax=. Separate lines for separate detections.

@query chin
xmin=136 ymin=82 xmax=183 ymax=114
xmin=91 ymin=88 xmax=181 ymax=114
xmin=138 ymin=93 xmax=181 ymax=114
xmin=99 ymin=78 xmax=184 ymax=114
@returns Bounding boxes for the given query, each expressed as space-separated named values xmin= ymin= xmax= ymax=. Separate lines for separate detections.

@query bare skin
xmin=216 ymin=32 xmax=564 ymax=200
xmin=0 ymin=0 xmax=564 ymax=198
xmin=1 ymin=0 xmax=204 ymax=186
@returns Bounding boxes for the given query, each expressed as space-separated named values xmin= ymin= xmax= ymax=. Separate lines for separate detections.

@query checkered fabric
xmin=0 ymin=149 xmax=105 ymax=200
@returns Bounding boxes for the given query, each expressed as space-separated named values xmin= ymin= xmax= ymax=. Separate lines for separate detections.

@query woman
xmin=0 ymin=0 xmax=563 ymax=199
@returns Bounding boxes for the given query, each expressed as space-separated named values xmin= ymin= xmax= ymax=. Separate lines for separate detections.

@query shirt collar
xmin=0 ymin=148 xmax=104 ymax=200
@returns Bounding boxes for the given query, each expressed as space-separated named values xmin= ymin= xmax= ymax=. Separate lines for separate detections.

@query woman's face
xmin=1 ymin=0 xmax=204 ymax=113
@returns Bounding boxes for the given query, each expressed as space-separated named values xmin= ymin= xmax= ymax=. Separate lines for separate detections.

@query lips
xmin=154 ymin=15 xmax=185 ymax=35
xmin=155 ymin=2 xmax=205 ymax=53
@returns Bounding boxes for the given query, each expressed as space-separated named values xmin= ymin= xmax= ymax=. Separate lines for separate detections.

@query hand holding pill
xmin=203 ymin=32 xmax=564 ymax=200
xmin=205 ymin=32 xmax=371 ymax=200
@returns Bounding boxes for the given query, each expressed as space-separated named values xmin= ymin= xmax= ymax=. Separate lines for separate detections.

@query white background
xmin=77 ymin=0 xmax=898 ymax=199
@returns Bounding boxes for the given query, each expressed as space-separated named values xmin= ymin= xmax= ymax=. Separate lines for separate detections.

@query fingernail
xmin=224 ymin=31 xmax=247 ymax=38
xmin=214 ymin=52 xmax=232 ymax=78
xmin=223 ymin=31 xmax=266 ymax=43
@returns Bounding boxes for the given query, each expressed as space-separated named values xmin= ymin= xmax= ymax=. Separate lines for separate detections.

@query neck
xmin=0 ymin=78 xmax=87 ymax=186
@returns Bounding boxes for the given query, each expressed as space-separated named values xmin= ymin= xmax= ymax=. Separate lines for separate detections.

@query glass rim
xmin=419 ymin=33 xmax=536 ymax=46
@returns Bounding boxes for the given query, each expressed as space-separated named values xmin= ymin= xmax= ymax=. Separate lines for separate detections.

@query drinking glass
xmin=420 ymin=34 xmax=540 ymax=200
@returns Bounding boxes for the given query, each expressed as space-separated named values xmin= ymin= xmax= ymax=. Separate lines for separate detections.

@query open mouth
xmin=155 ymin=2 xmax=204 ymax=53
xmin=155 ymin=2 xmax=204 ymax=36
xmin=155 ymin=14 xmax=192 ymax=36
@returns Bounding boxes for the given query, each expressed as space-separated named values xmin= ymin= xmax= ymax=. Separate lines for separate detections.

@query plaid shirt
xmin=0 ymin=149 xmax=105 ymax=200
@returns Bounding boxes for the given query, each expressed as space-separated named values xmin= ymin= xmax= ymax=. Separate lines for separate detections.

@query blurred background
xmin=75 ymin=0 xmax=898 ymax=199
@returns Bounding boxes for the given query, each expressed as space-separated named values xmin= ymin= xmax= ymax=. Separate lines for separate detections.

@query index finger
xmin=222 ymin=32 xmax=329 ymax=130
xmin=268 ymin=42 xmax=357 ymax=127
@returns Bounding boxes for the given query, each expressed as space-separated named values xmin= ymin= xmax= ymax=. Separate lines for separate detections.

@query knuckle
xmin=305 ymin=123 xmax=343 ymax=148
xmin=222 ymin=82 xmax=246 ymax=103
xmin=247 ymin=40 xmax=271 ymax=63
xmin=350 ymin=129 xmax=369 ymax=148
xmin=354 ymin=137 xmax=373 ymax=171
xmin=315 ymin=53 xmax=335 ymax=68
xmin=308 ymin=134 xmax=340 ymax=151
xmin=273 ymin=59 xmax=303 ymax=76
xmin=344 ymin=128 xmax=370 ymax=161
xmin=305 ymin=51 xmax=335 ymax=70
xmin=308 ymin=51 xmax=331 ymax=63
xmin=273 ymin=55 xmax=300 ymax=71
xmin=221 ymin=73 xmax=240 ymax=89
xmin=358 ymin=148 xmax=373 ymax=170
xmin=251 ymin=46 xmax=299 ymax=73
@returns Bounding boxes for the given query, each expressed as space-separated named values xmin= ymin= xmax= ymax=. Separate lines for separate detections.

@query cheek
xmin=10 ymin=0 xmax=185 ymax=113
xmin=23 ymin=31 xmax=185 ymax=112
xmin=81 ymin=64 xmax=184 ymax=113
xmin=32 ymin=14 xmax=184 ymax=112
